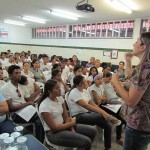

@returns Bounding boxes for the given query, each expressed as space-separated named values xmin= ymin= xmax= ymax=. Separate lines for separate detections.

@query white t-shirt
xmin=40 ymin=63 xmax=51 ymax=72
xmin=0 ymin=59 xmax=8 ymax=69
xmin=102 ymin=82 xmax=118 ymax=100
xmin=5 ymin=61 xmax=15 ymax=67
xmin=89 ymin=84 xmax=104 ymax=100
xmin=39 ymin=96 xmax=64 ymax=131
xmin=3 ymin=70 xmax=8 ymax=78
xmin=87 ymin=75 xmax=94 ymax=82
xmin=26 ymin=78 xmax=35 ymax=95
xmin=21 ymin=70 xmax=34 ymax=79
xmin=59 ymin=82 xmax=65 ymax=96
xmin=1 ymin=81 xmax=30 ymax=106
xmin=62 ymin=67 xmax=69 ymax=83
xmin=68 ymin=88 xmax=90 ymax=116
xmin=97 ymin=67 xmax=103 ymax=75
xmin=0 ymin=80 xmax=6 ymax=89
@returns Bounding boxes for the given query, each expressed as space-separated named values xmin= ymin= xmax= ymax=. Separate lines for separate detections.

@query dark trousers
xmin=0 ymin=119 xmax=16 ymax=134
xmin=46 ymin=124 xmax=97 ymax=150
xmin=12 ymin=113 xmax=45 ymax=143
xmin=99 ymin=105 xmax=126 ymax=140
xmin=124 ymin=126 xmax=150 ymax=150
xmin=74 ymin=112 xmax=112 ymax=149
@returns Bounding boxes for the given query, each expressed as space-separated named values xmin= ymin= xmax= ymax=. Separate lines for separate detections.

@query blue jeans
xmin=46 ymin=124 xmax=97 ymax=150
xmin=124 ymin=126 xmax=150 ymax=150
xmin=0 ymin=119 xmax=16 ymax=134
xmin=74 ymin=112 xmax=112 ymax=149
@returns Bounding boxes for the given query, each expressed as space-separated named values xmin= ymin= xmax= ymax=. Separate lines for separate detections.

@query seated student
xmin=0 ymin=53 xmax=8 ymax=69
xmin=87 ymin=66 xmax=98 ymax=86
xmin=89 ymin=74 xmax=125 ymax=145
xmin=5 ymin=55 xmax=15 ymax=71
xmin=30 ymin=59 xmax=46 ymax=83
xmin=68 ymin=75 xmax=119 ymax=150
xmin=69 ymin=65 xmax=83 ymax=87
xmin=0 ymin=91 xmax=16 ymax=134
xmin=18 ymin=75 xmax=41 ymax=101
xmin=40 ymin=55 xmax=51 ymax=72
xmin=86 ymin=57 xmax=95 ymax=69
xmin=89 ymin=74 xmax=108 ymax=105
xmin=94 ymin=59 xmax=103 ymax=76
xmin=82 ymin=67 xmax=88 ymax=79
xmin=102 ymin=65 xmax=111 ymax=77
xmin=61 ymin=59 xmax=70 ymax=83
xmin=38 ymin=79 xmax=96 ymax=150
xmin=0 ymin=62 xmax=9 ymax=82
xmin=0 ymin=68 xmax=6 ymax=89
xmin=21 ymin=62 xmax=34 ymax=79
xmin=1 ymin=65 xmax=44 ymax=143
xmin=51 ymin=69 xmax=69 ymax=98
xmin=102 ymin=72 xmax=123 ymax=104
xmin=70 ymin=55 xmax=80 ymax=67
xmin=114 ymin=61 xmax=126 ymax=82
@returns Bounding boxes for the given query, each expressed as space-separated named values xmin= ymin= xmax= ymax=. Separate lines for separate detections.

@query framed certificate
xmin=111 ymin=50 xmax=118 ymax=59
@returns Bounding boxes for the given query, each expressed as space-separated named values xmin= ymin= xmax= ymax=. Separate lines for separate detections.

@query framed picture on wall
xmin=103 ymin=50 xmax=111 ymax=57
xmin=111 ymin=50 xmax=118 ymax=59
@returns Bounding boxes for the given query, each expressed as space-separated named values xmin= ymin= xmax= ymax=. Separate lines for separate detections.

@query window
xmin=68 ymin=20 xmax=134 ymax=39
xmin=32 ymin=26 xmax=66 ymax=39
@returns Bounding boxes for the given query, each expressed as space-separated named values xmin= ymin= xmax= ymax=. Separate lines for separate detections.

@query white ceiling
xmin=0 ymin=0 xmax=150 ymax=27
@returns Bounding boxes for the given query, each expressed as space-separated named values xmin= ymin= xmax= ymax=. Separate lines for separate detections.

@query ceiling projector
xmin=76 ymin=0 xmax=95 ymax=12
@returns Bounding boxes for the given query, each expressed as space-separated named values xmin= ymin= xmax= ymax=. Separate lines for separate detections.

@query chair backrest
xmin=65 ymin=92 xmax=72 ymax=117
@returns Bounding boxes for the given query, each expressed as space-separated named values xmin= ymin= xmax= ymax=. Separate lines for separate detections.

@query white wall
xmin=0 ymin=18 xmax=141 ymax=65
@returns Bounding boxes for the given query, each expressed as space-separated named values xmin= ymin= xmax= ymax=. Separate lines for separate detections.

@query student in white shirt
xmin=1 ymin=65 xmax=44 ymax=143
xmin=0 ymin=53 xmax=8 ymax=69
xmin=0 ymin=62 xmax=8 ymax=82
xmin=38 ymin=79 xmax=96 ymax=150
xmin=40 ymin=55 xmax=51 ymax=72
xmin=102 ymin=72 xmax=123 ymax=104
xmin=51 ymin=69 xmax=69 ymax=98
xmin=21 ymin=62 xmax=34 ymax=79
xmin=18 ymin=75 xmax=41 ymax=100
xmin=94 ymin=59 xmax=103 ymax=75
xmin=69 ymin=65 xmax=83 ymax=87
xmin=87 ymin=66 xmax=98 ymax=86
xmin=61 ymin=59 xmax=70 ymax=83
xmin=68 ymin=75 xmax=119 ymax=150
xmin=90 ymin=74 xmax=125 ymax=145
xmin=89 ymin=74 xmax=108 ymax=105
xmin=5 ymin=55 xmax=15 ymax=71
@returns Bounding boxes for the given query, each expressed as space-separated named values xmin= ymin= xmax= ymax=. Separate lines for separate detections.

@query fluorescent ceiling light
xmin=106 ymin=0 xmax=132 ymax=14
xmin=119 ymin=0 xmax=138 ymax=10
xmin=50 ymin=9 xmax=79 ymax=20
xmin=4 ymin=20 xmax=26 ymax=26
xmin=22 ymin=16 xmax=46 ymax=24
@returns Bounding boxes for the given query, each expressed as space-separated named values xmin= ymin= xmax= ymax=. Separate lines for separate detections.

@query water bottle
xmin=11 ymin=132 xmax=21 ymax=143
xmin=17 ymin=136 xmax=28 ymax=150
xmin=0 ymin=133 xmax=9 ymax=150
xmin=14 ymin=126 xmax=24 ymax=135
xmin=3 ymin=137 xmax=17 ymax=150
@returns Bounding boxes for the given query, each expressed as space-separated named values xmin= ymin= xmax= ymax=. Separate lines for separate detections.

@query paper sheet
xmin=103 ymin=104 xmax=122 ymax=113
xmin=15 ymin=105 xmax=36 ymax=122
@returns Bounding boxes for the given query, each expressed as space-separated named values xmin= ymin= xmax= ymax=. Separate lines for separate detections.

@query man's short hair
xmin=8 ymin=65 xmax=21 ymax=74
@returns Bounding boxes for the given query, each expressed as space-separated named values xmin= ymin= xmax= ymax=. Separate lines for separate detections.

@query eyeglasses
xmin=16 ymin=88 xmax=21 ymax=97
